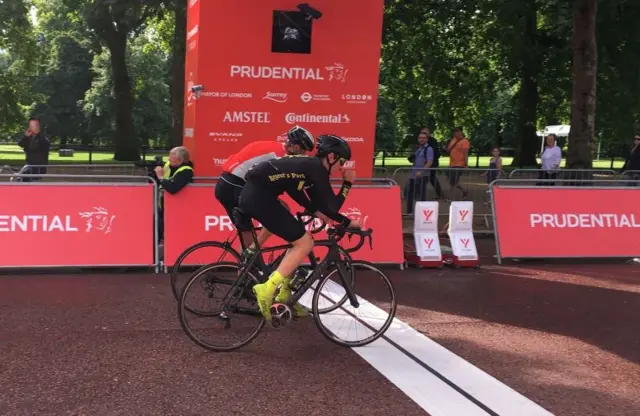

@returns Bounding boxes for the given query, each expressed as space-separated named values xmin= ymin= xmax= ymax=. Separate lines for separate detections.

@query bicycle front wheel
xmin=311 ymin=261 xmax=397 ymax=348
xmin=170 ymin=241 xmax=241 ymax=302
xmin=296 ymin=246 xmax=355 ymax=314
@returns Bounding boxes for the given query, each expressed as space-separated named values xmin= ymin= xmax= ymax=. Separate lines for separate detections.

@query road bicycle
xmin=169 ymin=210 xmax=330 ymax=301
xmin=175 ymin=212 xmax=357 ymax=317
xmin=177 ymin=208 xmax=397 ymax=351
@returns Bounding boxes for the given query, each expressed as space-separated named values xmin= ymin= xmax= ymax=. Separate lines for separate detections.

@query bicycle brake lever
xmin=367 ymin=234 xmax=373 ymax=249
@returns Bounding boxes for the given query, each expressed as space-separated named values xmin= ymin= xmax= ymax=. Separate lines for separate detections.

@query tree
xmin=567 ymin=0 xmax=597 ymax=169
xmin=170 ymin=0 xmax=186 ymax=147
xmin=64 ymin=0 xmax=164 ymax=160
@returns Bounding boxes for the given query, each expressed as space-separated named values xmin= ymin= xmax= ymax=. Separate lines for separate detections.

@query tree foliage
xmin=0 ymin=0 xmax=639 ymax=164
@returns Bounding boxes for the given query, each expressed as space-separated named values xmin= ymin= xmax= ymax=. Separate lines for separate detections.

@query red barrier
xmin=492 ymin=185 xmax=640 ymax=260
xmin=0 ymin=184 xmax=156 ymax=267
xmin=183 ymin=0 xmax=384 ymax=178
xmin=163 ymin=184 xmax=404 ymax=266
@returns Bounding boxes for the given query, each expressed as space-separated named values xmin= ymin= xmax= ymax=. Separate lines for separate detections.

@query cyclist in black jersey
xmin=238 ymin=134 xmax=360 ymax=321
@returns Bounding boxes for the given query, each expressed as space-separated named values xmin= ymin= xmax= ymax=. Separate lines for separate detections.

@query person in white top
xmin=537 ymin=134 xmax=562 ymax=185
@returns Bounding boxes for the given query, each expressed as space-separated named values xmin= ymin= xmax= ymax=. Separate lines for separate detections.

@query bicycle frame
xmin=218 ymin=220 xmax=361 ymax=318
xmin=287 ymin=238 xmax=359 ymax=309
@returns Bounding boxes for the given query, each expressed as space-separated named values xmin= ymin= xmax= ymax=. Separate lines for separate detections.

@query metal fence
xmin=2 ymin=163 xmax=638 ymax=235
xmin=394 ymin=167 xmax=640 ymax=233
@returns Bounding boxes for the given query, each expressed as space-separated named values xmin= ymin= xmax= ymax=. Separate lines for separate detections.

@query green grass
xmin=0 ymin=144 xmax=158 ymax=165
xmin=374 ymin=155 xmax=625 ymax=170
xmin=0 ymin=144 xmax=625 ymax=170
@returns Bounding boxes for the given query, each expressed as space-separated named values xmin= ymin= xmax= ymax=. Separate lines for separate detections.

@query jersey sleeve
xmin=305 ymin=164 xmax=351 ymax=226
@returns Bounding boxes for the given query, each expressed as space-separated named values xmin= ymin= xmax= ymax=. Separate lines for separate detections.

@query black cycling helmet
xmin=286 ymin=125 xmax=314 ymax=151
xmin=315 ymin=134 xmax=351 ymax=162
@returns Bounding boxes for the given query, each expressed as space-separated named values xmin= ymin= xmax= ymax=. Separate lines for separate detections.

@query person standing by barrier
xmin=484 ymin=146 xmax=503 ymax=184
xmin=621 ymin=135 xmax=640 ymax=186
xmin=17 ymin=116 xmax=50 ymax=182
xmin=446 ymin=127 xmax=470 ymax=199
xmin=154 ymin=146 xmax=195 ymax=242
xmin=405 ymin=129 xmax=439 ymax=213
xmin=422 ymin=128 xmax=444 ymax=198
xmin=537 ymin=134 xmax=561 ymax=186
xmin=483 ymin=146 xmax=503 ymax=205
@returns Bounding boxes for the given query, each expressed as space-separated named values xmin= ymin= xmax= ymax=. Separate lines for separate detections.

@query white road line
xmin=315 ymin=279 xmax=554 ymax=416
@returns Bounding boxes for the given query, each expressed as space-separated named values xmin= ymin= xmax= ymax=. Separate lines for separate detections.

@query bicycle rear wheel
xmin=170 ymin=241 xmax=240 ymax=302
xmin=178 ymin=261 xmax=264 ymax=352
xmin=311 ymin=261 xmax=397 ymax=348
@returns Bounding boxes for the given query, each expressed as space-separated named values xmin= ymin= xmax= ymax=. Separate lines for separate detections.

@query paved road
xmin=1 ymin=256 xmax=639 ymax=415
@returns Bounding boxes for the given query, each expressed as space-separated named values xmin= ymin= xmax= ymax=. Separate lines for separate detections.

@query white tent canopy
xmin=537 ymin=124 xmax=571 ymax=154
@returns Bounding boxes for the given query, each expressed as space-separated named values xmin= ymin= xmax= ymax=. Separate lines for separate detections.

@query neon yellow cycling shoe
xmin=275 ymin=286 xmax=309 ymax=318
xmin=252 ymin=283 xmax=274 ymax=321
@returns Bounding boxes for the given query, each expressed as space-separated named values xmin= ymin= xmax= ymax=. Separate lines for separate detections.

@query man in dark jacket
xmin=17 ymin=117 xmax=50 ymax=182
xmin=622 ymin=135 xmax=640 ymax=185
xmin=153 ymin=146 xmax=195 ymax=241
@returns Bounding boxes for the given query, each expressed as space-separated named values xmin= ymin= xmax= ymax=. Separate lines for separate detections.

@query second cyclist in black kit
xmin=238 ymin=134 xmax=360 ymax=321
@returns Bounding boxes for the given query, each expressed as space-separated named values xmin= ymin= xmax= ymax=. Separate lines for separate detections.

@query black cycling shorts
xmin=215 ymin=172 xmax=252 ymax=232
xmin=238 ymin=182 xmax=306 ymax=243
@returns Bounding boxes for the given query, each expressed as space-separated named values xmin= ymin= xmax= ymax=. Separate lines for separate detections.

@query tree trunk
xmin=170 ymin=2 xmax=187 ymax=148
xmin=107 ymin=31 xmax=139 ymax=161
xmin=511 ymin=0 xmax=540 ymax=168
xmin=567 ymin=0 xmax=597 ymax=169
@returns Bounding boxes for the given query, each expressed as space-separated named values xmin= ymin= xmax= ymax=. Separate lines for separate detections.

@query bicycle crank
xmin=270 ymin=303 xmax=292 ymax=329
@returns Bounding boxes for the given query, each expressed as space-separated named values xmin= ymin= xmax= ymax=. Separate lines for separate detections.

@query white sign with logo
xmin=449 ymin=234 xmax=478 ymax=261
xmin=414 ymin=201 xmax=441 ymax=261
xmin=447 ymin=201 xmax=478 ymax=261
xmin=448 ymin=201 xmax=474 ymax=233
xmin=414 ymin=201 xmax=439 ymax=233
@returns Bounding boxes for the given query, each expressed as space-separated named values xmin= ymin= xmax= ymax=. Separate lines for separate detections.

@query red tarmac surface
xmin=1 ymin=238 xmax=639 ymax=415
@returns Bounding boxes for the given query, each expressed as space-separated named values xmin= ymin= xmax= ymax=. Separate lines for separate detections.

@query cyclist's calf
xmin=276 ymin=232 xmax=314 ymax=279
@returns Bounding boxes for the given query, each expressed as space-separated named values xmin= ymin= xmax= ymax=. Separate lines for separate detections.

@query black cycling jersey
xmin=245 ymin=155 xmax=352 ymax=225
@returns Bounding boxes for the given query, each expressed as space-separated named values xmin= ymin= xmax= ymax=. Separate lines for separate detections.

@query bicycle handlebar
xmin=328 ymin=225 xmax=373 ymax=253
xmin=296 ymin=211 xmax=373 ymax=252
